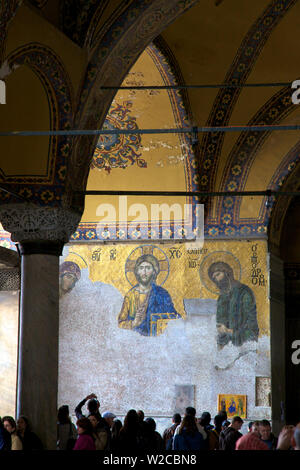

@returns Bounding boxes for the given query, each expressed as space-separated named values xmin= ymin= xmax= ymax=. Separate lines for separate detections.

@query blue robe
xmin=135 ymin=283 xmax=180 ymax=336
xmin=118 ymin=282 xmax=181 ymax=336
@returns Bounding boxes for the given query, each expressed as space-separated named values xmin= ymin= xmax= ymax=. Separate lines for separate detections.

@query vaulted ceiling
xmin=0 ymin=0 xmax=299 ymax=247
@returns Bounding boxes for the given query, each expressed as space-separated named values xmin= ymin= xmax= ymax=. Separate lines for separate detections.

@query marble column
xmin=17 ymin=242 xmax=62 ymax=449
xmin=0 ymin=205 xmax=81 ymax=449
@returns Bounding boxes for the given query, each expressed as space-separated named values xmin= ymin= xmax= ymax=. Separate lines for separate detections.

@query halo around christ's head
xmin=125 ymin=245 xmax=170 ymax=287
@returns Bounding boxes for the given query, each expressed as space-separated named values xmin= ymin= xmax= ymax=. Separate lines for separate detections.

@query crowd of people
xmin=1 ymin=393 xmax=299 ymax=451
xmin=0 ymin=416 xmax=43 ymax=450
xmin=58 ymin=395 xmax=300 ymax=452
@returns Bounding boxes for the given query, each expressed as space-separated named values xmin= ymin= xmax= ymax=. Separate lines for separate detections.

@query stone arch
xmin=72 ymin=40 xmax=198 ymax=242
xmin=268 ymin=160 xmax=300 ymax=254
xmin=69 ymin=0 xmax=199 ymax=210
xmin=215 ymin=86 xmax=296 ymax=233
xmin=1 ymin=43 xmax=74 ymax=207
xmin=61 ymin=0 xmax=107 ymax=48
xmin=0 ymin=0 xmax=22 ymax=62
xmin=197 ymin=0 xmax=297 ymax=199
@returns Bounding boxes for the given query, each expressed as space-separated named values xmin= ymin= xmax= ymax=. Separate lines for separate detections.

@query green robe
xmin=216 ymin=281 xmax=259 ymax=347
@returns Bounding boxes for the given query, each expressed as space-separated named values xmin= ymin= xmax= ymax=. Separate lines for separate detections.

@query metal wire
xmin=99 ymin=82 xmax=292 ymax=90
xmin=1 ymin=188 xmax=299 ymax=203
xmin=0 ymin=124 xmax=299 ymax=137
xmin=83 ymin=190 xmax=300 ymax=197
xmin=0 ymin=79 xmax=296 ymax=200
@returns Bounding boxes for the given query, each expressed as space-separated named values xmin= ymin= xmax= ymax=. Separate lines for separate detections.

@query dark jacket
xmin=0 ymin=427 xmax=11 ymax=451
xmin=19 ymin=430 xmax=43 ymax=450
xmin=116 ymin=429 xmax=147 ymax=453
xmin=144 ymin=430 xmax=165 ymax=453
xmin=173 ymin=429 xmax=205 ymax=451
xmin=219 ymin=426 xmax=242 ymax=451
xmin=163 ymin=423 xmax=178 ymax=450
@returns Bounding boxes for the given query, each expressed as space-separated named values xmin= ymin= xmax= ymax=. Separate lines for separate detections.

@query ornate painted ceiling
xmin=0 ymin=0 xmax=299 ymax=248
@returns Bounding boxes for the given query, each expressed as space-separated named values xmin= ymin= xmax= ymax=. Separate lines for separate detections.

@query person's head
xmin=248 ymin=421 xmax=253 ymax=432
xmin=145 ymin=417 xmax=156 ymax=433
xmin=87 ymin=398 xmax=100 ymax=414
xmin=102 ymin=411 xmax=116 ymax=428
xmin=134 ymin=255 xmax=160 ymax=287
xmin=2 ymin=416 xmax=17 ymax=434
xmin=123 ymin=409 xmax=139 ymax=433
xmin=219 ymin=410 xmax=228 ymax=421
xmin=259 ymin=420 xmax=271 ymax=440
xmin=76 ymin=417 xmax=94 ymax=436
xmin=59 ymin=261 xmax=81 ymax=294
xmin=200 ymin=411 xmax=211 ymax=427
xmin=17 ymin=416 xmax=30 ymax=434
xmin=111 ymin=419 xmax=122 ymax=438
xmin=208 ymin=262 xmax=234 ymax=291
xmin=179 ymin=415 xmax=198 ymax=435
xmin=57 ymin=405 xmax=70 ymax=424
xmin=231 ymin=416 xmax=243 ymax=431
xmin=213 ymin=414 xmax=223 ymax=431
xmin=250 ymin=421 xmax=261 ymax=435
xmin=172 ymin=413 xmax=181 ymax=425
xmin=88 ymin=414 xmax=100 ymax=429
xmin=185 ymin=407 xmax=196 ymax=418
xmin=137 ymin=410 xmax=144 ymax=423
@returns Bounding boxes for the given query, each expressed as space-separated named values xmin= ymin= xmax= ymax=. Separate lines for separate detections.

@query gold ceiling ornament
xmin=199 ymin=250 xmax=241 ymax=294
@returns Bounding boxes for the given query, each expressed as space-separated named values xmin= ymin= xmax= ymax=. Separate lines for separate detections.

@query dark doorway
xmin=285 ymin=267 xmax=300 ymax=424
xmin=281 ymin=198 xmax=300 ymax=424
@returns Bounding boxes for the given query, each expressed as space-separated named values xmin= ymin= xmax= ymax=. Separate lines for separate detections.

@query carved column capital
xmin=0 ymin=204 xmax=82 ymax=245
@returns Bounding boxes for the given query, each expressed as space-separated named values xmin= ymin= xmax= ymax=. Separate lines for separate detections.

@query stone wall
xmin=58 ymin=240 xmax=271 ymax=430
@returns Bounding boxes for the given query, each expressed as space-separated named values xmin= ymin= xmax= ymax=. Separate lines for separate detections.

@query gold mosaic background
xmin=65 ymin=239 xmax=269 ymax=336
